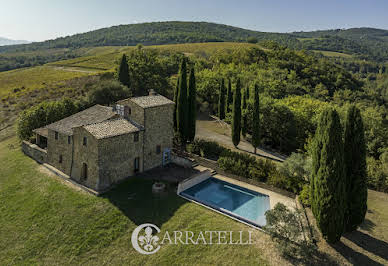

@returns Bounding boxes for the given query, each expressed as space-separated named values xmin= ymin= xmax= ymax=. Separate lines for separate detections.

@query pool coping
xmin=177 ymin=170 xmax=297 ymax=230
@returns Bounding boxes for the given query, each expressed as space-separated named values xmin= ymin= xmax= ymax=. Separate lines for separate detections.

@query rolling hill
xmin=1 ymin=22 xmax=388 ymax=73
xmin=0 ymin=37 xmax=29 ymax=46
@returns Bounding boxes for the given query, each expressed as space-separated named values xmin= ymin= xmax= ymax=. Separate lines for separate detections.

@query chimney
xmin=149 ymin=89 xmax=157 ymax=96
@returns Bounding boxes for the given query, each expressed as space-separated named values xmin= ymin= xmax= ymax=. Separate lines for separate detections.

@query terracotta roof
xmin=45 ymin=105 xmax=117 ymax=135
xmin=83 ymin=118 xmax=142 ymax=139
xmin=127 ymin=95 xmax=174 ymax=108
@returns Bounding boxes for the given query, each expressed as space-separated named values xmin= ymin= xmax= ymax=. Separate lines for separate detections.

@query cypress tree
xmin=310 ymin=108 xmax=346 ymax=243
xmin=252 ymin=84 xmax=260 ymax=154
xmin=344 ymin=105 xmax=368 ymax=232
xmin=173 ymin=77 xmax=180 ymax=132
xmin=218 ymin=78 xmax=226 ymax=120
xmin=242 ymin=112 xmax=247 ymax=138
xmin=187 ymin=67 xmax=196 ymax=142
xmin=117 ymin=54 xmax=130 ymax=87
xmin=232 ymin=78 xmax=242 ymax=147
xmin=242 ymin=87 xmax=247 ymax=109
xmin=226 ymin=79 xmax=233 ymax=113
xmin=177 ymin=58 xmax=188 ymax=143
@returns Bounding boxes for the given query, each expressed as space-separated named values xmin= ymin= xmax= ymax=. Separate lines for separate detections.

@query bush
xmin=276 ymin=153 xmax=310 ymax=193
xmin=367 ymin=153 xmax=388 ymax=192
xmin=88 ymin=80 xmax=131 ymax=105
xmin=299 ymin=184 xmax=310 ymax=206
xmin=265 ymin=203 xmax=314 ymax=259
xmin=187 ymin=139 xmax=226 ymax=160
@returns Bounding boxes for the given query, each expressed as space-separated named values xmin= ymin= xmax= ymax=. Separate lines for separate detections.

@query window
xmin=81 ymin=163 xmax=88 ymax=180
xmin=134 ymin=157 xmax=140 ymax=172
xmin=83 ymin=136 xmax=87 ymax=146
xmin=54 ymin=131 xmax=58 ymax=140
xmin=156 ymin=145 xmax=161 ymax=154
xmin=68 ymin=136 xmax=71 ymax=144
xmin=124 ymin=105 xmax=131 ymax=118
xmin=59 ymin=155 xmax=63 ymax=163
xmin=134 ymin=132 xmax=139 ymax=142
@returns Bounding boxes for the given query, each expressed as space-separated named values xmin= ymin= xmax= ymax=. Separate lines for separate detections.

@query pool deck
xmin=192 ymin=164 xmax=297 ymax=210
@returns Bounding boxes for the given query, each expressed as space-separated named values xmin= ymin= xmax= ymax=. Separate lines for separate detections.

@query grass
xmin=0 ymin=136 xmax=283 ymax=265
xmin=0 ymin=66 xmax=97 ymax=99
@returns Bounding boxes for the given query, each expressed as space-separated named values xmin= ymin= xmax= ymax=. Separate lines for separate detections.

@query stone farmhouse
xmin=23 ymin=92 xmax=174 ymax=193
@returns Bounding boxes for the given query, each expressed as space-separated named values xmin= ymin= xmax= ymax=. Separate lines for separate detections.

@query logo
xmin=131 ymin=223 xmax=254 ymax=254
xmin=131 ymin=223 xmax=161 ymax=255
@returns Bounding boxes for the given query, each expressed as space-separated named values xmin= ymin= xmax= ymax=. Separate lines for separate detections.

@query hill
xmin=0 ymin=37 xmax=29 ymax=46
xmin=1 ymin=22 xmax=388 ymax=72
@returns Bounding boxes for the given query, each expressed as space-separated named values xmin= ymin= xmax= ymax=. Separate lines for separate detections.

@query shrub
xmin=299 ymin=184 xmax=310 ymax=206
xmin=88 ymin=80 xmax=131 ymax=105
xmin=277 ymin=153 xmax=310 ymax=193
xmin=187 ymin=139 xmax=226 ymax=160
xmin=265 ymin=203 xmax=314 ymax=259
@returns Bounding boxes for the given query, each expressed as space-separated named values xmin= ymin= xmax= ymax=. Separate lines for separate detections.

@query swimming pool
xmin=179 ymin=177 xmax=270 ymax=227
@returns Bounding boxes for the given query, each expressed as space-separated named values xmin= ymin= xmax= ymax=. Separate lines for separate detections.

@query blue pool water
xmin=180 ymin=178 xmax=270 ymax=227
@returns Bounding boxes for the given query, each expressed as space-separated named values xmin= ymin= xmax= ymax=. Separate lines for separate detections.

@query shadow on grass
xmin=332 ymin=240 xmax=384 ymax=266
xmin=101 ymin=165 xmax=200 ymax=227
xmin=281 ymin=243 xmax=339 ymax=266
xmin=344 ymin=230 xmax=388 ymax=262
xmin=102 ymin=177 xmax=187 ymax=227
xmin=359 ymin=218 xmax=376 ymax=232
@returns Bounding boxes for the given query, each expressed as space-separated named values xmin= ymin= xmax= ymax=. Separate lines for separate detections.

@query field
xmin=48 ymin=42 xmax=261 ymax=70
xmin=0 ymin=137 xmax=284 ymax=265
xmin=312 ymin=50 xmax=353 ymax=58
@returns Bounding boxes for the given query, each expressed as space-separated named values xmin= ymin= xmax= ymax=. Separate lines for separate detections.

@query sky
xmin=1 ymin=0 xmax=388 ymax=42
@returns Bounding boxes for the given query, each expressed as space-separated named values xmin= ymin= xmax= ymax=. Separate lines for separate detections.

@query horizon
xmin=1 ymin=0 xmax=388 ymax=42
xmin=2 ymin=20 xmax=388 ymax=44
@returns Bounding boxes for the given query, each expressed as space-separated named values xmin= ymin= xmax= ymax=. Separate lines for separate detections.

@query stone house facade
xmin=29 ymin=93 xmax=174 ymax=192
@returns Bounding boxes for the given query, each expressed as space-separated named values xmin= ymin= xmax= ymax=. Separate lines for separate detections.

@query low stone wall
xmin=22 ymin=141 xmax=47 ymax=164
xmin=171 ymin=154 xmax=194 ymax=168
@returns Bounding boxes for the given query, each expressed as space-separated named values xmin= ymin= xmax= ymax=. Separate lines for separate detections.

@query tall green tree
xmin=117 ymin=54 xmax=130 ymax=87
xmin=252 ymin=84 xmax=260 ymax=154
xmin=173 ymin=77 xmax=180 ymax=132
xmin=226 ymin=79 xmax=233 ymax=113
xmin=218 ymin=78 xmax=226 ymax=119
xmin=310 ymin=108 xmax=346 ymax=243
xmin=187 ymin=67 xmax=196 ymax=142
xmin=246 ymin=86 xmax=250 ymax=100
xmin=242 ymin=87 xmax=247 ymax=109
xmin=177 ymin=58 xmax=188 ymax=143
xmin=344 ymin=105 xmax=368 ymax=232
xmin=242 ymin=112 xmax=247 ymax=138
xmin=232 ymin=78 xmax=242 ymax=147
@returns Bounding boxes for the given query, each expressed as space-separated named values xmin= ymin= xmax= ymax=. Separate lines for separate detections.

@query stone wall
xmin=22 ymin=141 xmax=47 ymax=164
xmin=46 ymin=129 xmax=73 ymax=176
xmin=71 ymin=127 xmax=100 ymax=191
xmin=97 ymin=131 xmax=144 ymax=190
xmin=117 ymin=98 xmax=145 ymax=125
xmin=143 ymin=104 xmax=174 ymax=171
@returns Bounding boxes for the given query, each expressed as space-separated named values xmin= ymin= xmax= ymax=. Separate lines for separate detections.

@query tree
xmin=88 ymin=80 xmax=131 ymax=105
xmin=117 ymin=54 xmax=130 ymax=87
xmin=226 ymin=79 xmax=233 ymax=113
xmin=246 ymin=85 xmax=250 ymax=100
xmin=173 ymin=77 xmax=180 ymax=132
xmin=344 ymin=105 xmax=368 ymax=232
xmin=242 ymin=112 xmax=247 ymax=138
xmin=252 ymin=84 xmax=260 ymax=154
xmin=242 ymin=87 xmax=247 ymax=109
xmin=232 ymin=78 xmax=242 ymax=147
xmin=187 ymin=67 xmax=196 ymax=142
xmin=177 ymin=58 xmax=188 ymax=143
xmin=310 ymin=108 xmax=346 ymax=243
xmin=218 ymin=78 xmax=226 ymax=119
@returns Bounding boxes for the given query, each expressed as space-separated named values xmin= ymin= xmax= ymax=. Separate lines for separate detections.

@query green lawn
xmin=0 ymin=137 xmax=278 ymax=265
